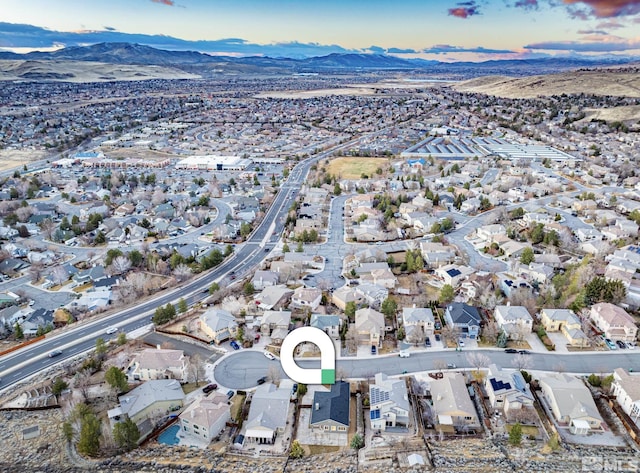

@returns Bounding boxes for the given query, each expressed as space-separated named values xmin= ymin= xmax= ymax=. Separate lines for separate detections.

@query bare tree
xmin=482 ymin=321 xmax=500 ymax=345
xmin=16 ymin=206 xmax=33 ymax=223
xmin=188 ymin=354 xmax=206 ymax=387
xmin=509 ymin=288 xmax=537 ymax=317
xmin=51 ymin=265 xmax=69 ymax=286
xmin=108 ymin=256 xmax=132 ymax=276
xmin=406 ymin=325 xmax=425 ymax=346
xmin=440 ymin=324 xmax=460 ymax=347
xmin=151 ymin=189 xmax=166 ymax=205
xmin=73 ymin=369 xmax=93 ymax=402
xmin=466 ymin=352 xmax=491 ymax=381
xmin=268 ymin=365 xmax=281 ymax=385
xmin=28 ymin=261 xmax=44 ymax=283
xmin=510 ymin=354 xmax=533 ymax=371
xmin=173 ymin=263 xmax=192 ymax=282
xmin=40 ymin=218 xmax=56 ymax=241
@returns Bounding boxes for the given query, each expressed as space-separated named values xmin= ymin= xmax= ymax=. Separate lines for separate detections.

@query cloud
xmin=448 ymin=1 xmax=481 ymax=18
xmin=387 ymin=47 xmax=418 ymax=54
xmin=104 ymin=26 xmax=116 ymax=31
xmin=596 ymin=19 xmax=625 ymax=28
xmin=577 ymin=28 xmax=610 ymax=33
xmin=151 ymin=0 xmax=175 ymax=5
xmin=513 ymin=0 xmax=539 ymax=10
xmin=525 ymin=38 xmax=640 ymax=51
xmin=562 ymin=0 xmax=640 ymax=18
xmin=423 ymin=44 xmax=514 ymax=54
xmin=368 ymin=45 xmax=386 ymax=54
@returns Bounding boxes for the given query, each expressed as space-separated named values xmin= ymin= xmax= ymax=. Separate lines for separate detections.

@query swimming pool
xmin=158 ymin=424 xmax=180 ymax=446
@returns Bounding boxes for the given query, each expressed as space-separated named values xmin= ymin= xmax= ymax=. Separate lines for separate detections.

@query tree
xmin=282 ymin=242 xmax=290 ymax=253
xmin=13 ymin=322 xmax=24 ymax=340
xmin=290 ymin=440 xmax=304 ymax=458
xmin=381 ymin=297 xmax=397 ymax=319
xmin=116 ymin=332 xmax=127 ymax=346
xmin=209 ymin=282 xmax=220 ymax=295
xmin=333 ymin=182 xmax=342 ymax=196
xmin=296 ymin=241 xmax=304 ymax=252
xmin=105 ymin=366 xmax=128 ymax=394
xmin=520 ymin=247 xmax=535 ymax=265
xmin=345 ymin=301 xmax=356 ymax=320
xmin=77 ymin=411 xmax=102 ymax=457
xmin=509 ymin=422 xmax=523 ymax=446
xmin=113 ymin=418 xmax=140 ymax=452
xmin=109 ymin=255 xmax=132 ymax=276
xmin=128 ymin=250 xmax=143 ymax=267
xmin=177 ymin=297 xmax=188 ymax=314
xmin=350 ymin=433 xmax=364 ymax=450
xmin=189 ymin=354 xmax=206 ymax=387
xmin=510 ymin=354 xmax=532 ymax=371
xmin=243 ymin=281 xmax=255 ymax=296
xmin=95 ymin=338 xmax=107 ymax=359
xmin=51 ymin=378 xmax=69 ymax=402
xmin=439 ymin=284 xmax=455 ymax=304
xmin=51 ymin=265 xmax=69 ymax=286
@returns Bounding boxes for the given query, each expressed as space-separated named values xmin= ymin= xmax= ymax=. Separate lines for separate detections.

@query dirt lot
xmin=326 ymin=157 xmax=389 ymax=180
xmin=0 ymin=149 xmax=49 ymax=170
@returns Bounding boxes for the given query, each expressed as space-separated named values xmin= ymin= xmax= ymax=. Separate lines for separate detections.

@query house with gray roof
xmin=430 ymin=372 xmax=479 ymax=433
xmin=310 ymin=381 xmax=350 ymax=433
xmin=199 ymin=308 xmax=238 ymax=344
xmin=108 ymin=379 xmax=185 ymax=436
xmin=484 ymin=364 xmax=534 ymax=414
xmin=444 ymin=302 xmax=481 ymax=339
xmin=370 ymin=373 xmax=410 ymax=432
xmin=310 ymin=314 xmax=341 ymax=339
xmin=245 ymin=383 xmax=291 ymax=444
xmin=402 ymin=306 xmax=435 ymax=342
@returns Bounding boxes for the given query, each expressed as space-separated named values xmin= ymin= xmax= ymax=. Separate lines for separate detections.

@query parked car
xmin=604 ymin=338 xmax=617 ymax=350
xmin=48 ymin=350 xmax=62 ymax=358
xmin=458 ymin=339 xmax=465 ymax=347
xmin=447 ymin=363 xmax=456 ymax=369
xmin=616 ymin=340 xmax=627 ymax=349
xmin=263 ymin=351 xmax=276 ymax=360
xmin=226 ymin=390 xmax=235 ymax=399
xmin=626 ymin=342 xmax=636 ymax=349
xmin=518 ymin=350 xmax=530 ymax=355
xmin=399 ymin=351 xmax=410 ymax=358
xmin=434 ymin=321 xmax=442 ymax=330
xmin=257 ymin=376 xmax=267 ymax=385
xmin=434 ymin=334 xmax=441 ymax=342
xmin=230 ymin=341 xmax=240 ymax=350
xmin=203 ymin=383 xmax=218 ymax=394
xmin=371 ymin=345 xmax=377 ymax=355
xmin=504 ymin=348 xmax=518 ymax=354
xmin=425 ymin=337 xmax=431 ymax=347
xmin=292 ymin=383 xmax=298 ymax=395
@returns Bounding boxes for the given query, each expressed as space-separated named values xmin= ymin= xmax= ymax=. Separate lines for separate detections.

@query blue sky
xmin=2 ymin=0 xmax=640 ymax=60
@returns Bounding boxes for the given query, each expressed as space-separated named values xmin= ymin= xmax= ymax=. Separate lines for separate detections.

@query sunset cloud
xmin=448 ymin=1 xmax=481 ymax=18
xmin=563 ymin=0 xmax=640 ymax=18
xmin=151 ymin=0 xmax=174 ymax=5
xmin=525 ymin=37 xmax=640 ymax=51
xmin=513 ymin=0 xmax=539 ymax=10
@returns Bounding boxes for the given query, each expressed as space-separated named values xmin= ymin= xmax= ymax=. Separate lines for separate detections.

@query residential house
xmin=611 ymin=368 xmax=640 ymax=427
xmin=260 ymin=310 xmax=291 ymax=343
xmin=539 ymin=373 xmax=603 ymax=435
xmin=369 ymin=373 xmax=410 ymax=432
xmin=493 ymin=305 xmax=533 ymax=340
xmin=402 ymin=306 xmax=435 ymax=343
xmin=430 ymin=372 xmax=480 ymax=433
xmin=253 ymin=285 xmax=293 ymax=310
xmin=484 ymin=364 xmax=534 ymax=414
xmin=331 ymin=286 xmax=363 ymax=311
xmin=355 ymin=308 xmax=385 ymax=347
xmin=310 ymin=313 xmax=341 ymax=339
xmin=360 ymin=268 xmax=397 ymax=289
xmin=245 ymin=383 xmax=291 ymax=444
xmin=435 ymin=264 xmax=474 ymax=288
xmin=199 ymin=309 xmax=238 ymax=344
xmin=127 ymin=348 xmax=189 ymax=383
xmin=179 ymin=393 xmax=230 ymax=443
xmin=291 ymin=286 xmax=322 ymax=311
xmin=251 ymin=270 xmax=279 ymax=291
xmin=420 ymin=241 xmax=456 ymax=268
xmin=540 ymin=308 xmax=590 ymax=348
xmin=310 ymin=381 xmax=350 ymax=433
xmin=107 ymin=380 xmax=185 ymax=436
xmin=575 ymin=227 xmax=603 ymax=243
xmin=444 ymin=303 xmax=481 ymax=339
xmin=590 ymin=303 xmax=638 ymax=343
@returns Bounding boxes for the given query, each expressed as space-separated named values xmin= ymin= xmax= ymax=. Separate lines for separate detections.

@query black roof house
xmin=310 ymin=381 xmax=350 ymax=428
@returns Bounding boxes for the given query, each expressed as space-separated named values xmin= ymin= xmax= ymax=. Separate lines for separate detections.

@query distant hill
xmin=0 ymin=43 xmax=638 ymax=80
xmin=452 ymin=68 xmax=640 ymax=98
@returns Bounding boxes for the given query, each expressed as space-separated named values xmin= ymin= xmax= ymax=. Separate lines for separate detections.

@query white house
xmin=493 ymin=305 xmax=533 ymax=340
xmin=611 ymin=368 xmax=640 ymax=427
xmin=179 ymin=393 xmax=231 ymax=443
xmin=484 ymin=364 xmax=534 ymax=413
xmin=369 ymin=373 xmax=410 ymax=432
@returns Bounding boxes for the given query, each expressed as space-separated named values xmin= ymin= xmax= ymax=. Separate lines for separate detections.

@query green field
xmin=326 ymin=157 xmax=387 ymax=179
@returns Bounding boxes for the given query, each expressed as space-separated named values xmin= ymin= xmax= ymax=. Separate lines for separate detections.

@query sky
xmin=1 ymin=0 xmax=640 ymax=61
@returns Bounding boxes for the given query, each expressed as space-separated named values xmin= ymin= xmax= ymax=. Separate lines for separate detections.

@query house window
xmin=323 ymin=425 xmax=329 ymax=431
xmin=331 ymin=426 xmax=336 ymax=431
xmin=339 ymin=426 xmax=346 ymax=431
xmin=464 ymin=416 xmax=473 ymax=421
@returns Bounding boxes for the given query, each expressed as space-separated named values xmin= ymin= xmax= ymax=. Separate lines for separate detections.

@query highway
xmin=214 ymin=348 xmax=640 ymax=390
xmin=0 ymin=138 xmax=358 ymax=391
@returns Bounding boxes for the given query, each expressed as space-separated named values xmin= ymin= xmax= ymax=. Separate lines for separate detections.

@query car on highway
xmin=257 ymin=376 xmax=267 ymax=385
xmin=263 ymin=351 xmax=276 ymax=360
xmin=48 ymin=350 xmax=63 ymax=358
xmin=230 ymin=341 xmax=240 ymax=350
xmin=399 ymin=351 xmax=410 ymax=358
xmin=504 ymin=348 xmax=518 ymax=354
xmin=105 ymin=326 xmax=118 ymax=335
xmin=203 ymin=383 xmax=218 ymax=394
xmin=447 ymin=363 xmax=456 ymax=369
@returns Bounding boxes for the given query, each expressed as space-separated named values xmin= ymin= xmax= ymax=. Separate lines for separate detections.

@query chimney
xmin=315 ymin=403 xmax=320 ymax=411
xmin=156 ymin=344 xmax=161 ymax=350
xmin=507 ymin=301 xmax=510 ymax=307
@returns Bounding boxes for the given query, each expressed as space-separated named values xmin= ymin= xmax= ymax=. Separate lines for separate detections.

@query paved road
xmin=214 ymin=348 xmax=640 ymax=389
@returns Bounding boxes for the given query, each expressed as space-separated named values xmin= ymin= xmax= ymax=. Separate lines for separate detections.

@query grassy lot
xmin=303 ymin=445 xmax=341 ymax=455
xmin=181 ymin=382 xmax=204 ymax=395
xmin=326 ymin=157 xmax=388 ymax=179
xmin=72 ymin=282 xmax=93 ymax=293
xmin=506 ymin=424 xmax=539 ymax=437
xmin=230 ymin=394 xmax=246 ymax=421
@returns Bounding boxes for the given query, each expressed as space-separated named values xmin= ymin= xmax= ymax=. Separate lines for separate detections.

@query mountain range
xmin=0 ymin=42 xmax=638 ymax=80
